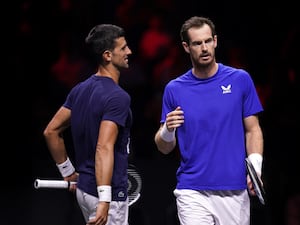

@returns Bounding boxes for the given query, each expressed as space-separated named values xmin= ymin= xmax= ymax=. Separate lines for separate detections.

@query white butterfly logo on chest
xmin=221 ymin=84 xmax=232 ymax=94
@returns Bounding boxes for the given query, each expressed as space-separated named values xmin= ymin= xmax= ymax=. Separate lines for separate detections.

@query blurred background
xmin=3 ymin=0 xmax=299 ymax=224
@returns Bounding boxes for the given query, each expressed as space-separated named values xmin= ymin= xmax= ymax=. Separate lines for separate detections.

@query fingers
xmin=247 ymin=175 xmax=256 ymax=196
xmin=168 ymin=118 xmax=184 ymax=129
xmin=166 ymin=107 xmax=184 ymax=129
xmin=65 ymin=173 xmax=78 ymax=193
xmin=69 ymin=182 xmax=77 ymax=193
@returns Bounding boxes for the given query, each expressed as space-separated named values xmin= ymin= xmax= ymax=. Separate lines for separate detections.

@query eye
xmin=205 ymin=38 xmax=213 ymax=44
xmin=191 ymin=41 xmax=202 ymax=46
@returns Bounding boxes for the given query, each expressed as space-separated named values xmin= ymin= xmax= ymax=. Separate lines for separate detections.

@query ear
xmin=182 ymin=42 xmax=190 ymax=54
xmin=214 ymin=35 xmax=218 ymax=48
xmin=102 ymin=50 xmax=112 ymax=62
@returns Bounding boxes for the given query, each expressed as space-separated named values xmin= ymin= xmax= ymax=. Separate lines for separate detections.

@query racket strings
xmin=127 ymin=165 xmax=142 ymax=206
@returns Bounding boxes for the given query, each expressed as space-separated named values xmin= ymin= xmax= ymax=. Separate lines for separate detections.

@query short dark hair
xmin=180 ymin=16 xmax=216 ymax=44
xmin=85 ymin=24 xmax=125 ymax=63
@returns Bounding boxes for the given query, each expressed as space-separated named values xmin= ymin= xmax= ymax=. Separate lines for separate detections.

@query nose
xmin=201 ymin=42 xmax=208 ymax=50
xmin=126 ymin=47 xmax=132 ymax=55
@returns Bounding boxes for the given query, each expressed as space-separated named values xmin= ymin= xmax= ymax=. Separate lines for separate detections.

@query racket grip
xmin=34 ymin=179 xmax=76 ymax=189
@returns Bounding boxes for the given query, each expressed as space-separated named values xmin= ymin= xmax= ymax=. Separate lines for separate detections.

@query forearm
xmin=246 ymin=127 xmax=264 ymax=175
xmin=43 ymin=107 xmax=71 ymax=164
xmin=154 ymin=125 xmax=176 ymax=154
xmin=245 ymin=127 xmax=263 ymax=156
xmin=44 ymin=132 xmax=68 ymax=163
xmin=44 ymin=133 xmax=75 ymax=177
xmin=95 ymin=144 xmax=114 ymax=185
xmin=95 ymin=143 xmax=114 ymax=203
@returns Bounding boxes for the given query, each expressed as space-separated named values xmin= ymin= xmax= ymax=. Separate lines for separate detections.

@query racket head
xmin=245 ymin=158 xmax=266 ymax=205
xmin=127 ymin=164 xmax=142 ymax=206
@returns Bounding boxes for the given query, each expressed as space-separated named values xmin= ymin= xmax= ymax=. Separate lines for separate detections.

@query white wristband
xmin=56 ymin=157 xmax=75 ymax=178
xmin=248 ymin=153 xmax=263 ymax=175
xmin=97 ymin=185 xmax=112 ymax=202
xmin=160 ymin=122 xmax=176 ymax=142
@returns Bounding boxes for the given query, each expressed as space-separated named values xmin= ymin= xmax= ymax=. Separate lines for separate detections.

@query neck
xmin=96 ymin=65 xmax=120 ymax=83
xmin=193 ymin=62 xmax=218 ymax=79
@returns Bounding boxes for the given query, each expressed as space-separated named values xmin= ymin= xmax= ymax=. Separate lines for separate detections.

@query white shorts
xmin=174 ymin=189 xmax=250 ymax=225
xmin=76 ymin=188 xmax=129 ymax=225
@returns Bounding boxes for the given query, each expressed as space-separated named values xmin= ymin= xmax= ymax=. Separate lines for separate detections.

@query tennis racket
xmin=127 ymin=164 xmax=142 ymax=206
xmin=34 ymin=164 xmax=142 ymax=207
xmin=245 ymin=158 xmax=266 ymax=205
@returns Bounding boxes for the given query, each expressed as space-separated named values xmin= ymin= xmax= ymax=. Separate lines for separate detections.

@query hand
xmin=247 ymin=174 xmax=264 ymax=196
xmin=86 ymin=202 xmax=109 ymax=225
xmin=64 ymin=172 xmax=79 ymax=193
xmin=165 ymin=106 xmax=184 ymax=130
xmin=247 ymin=175 xmax=256 ymax=196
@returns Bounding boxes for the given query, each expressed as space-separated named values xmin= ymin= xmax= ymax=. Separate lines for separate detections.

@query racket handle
xmin=34 ymin=179 xmax=76 ymax=189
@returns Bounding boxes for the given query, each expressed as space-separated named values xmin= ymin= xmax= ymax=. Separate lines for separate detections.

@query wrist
xmin=56 ymin=157 xmax=75 ymax=178
xmin=248 ymin=153 xmax=263 ymax=175
xmin=97 ymin=185 xmax=112 ymax=202
xmin=160 ymin=122 xmax=176 ymax=142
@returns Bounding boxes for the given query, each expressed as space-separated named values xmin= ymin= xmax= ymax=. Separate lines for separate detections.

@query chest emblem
xmin=221 ymin=84 xmax=232 ymax=94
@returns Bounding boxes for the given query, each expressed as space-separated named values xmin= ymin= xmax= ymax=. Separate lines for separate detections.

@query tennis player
xmin=44 ymin=24 xmax=133 ymax=225
xmin=154 ymin=16 xmax=264 ymax=225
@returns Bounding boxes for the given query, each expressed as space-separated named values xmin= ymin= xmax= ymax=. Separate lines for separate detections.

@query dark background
xmin=3 ymin=0 xmax=299 ymax=225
